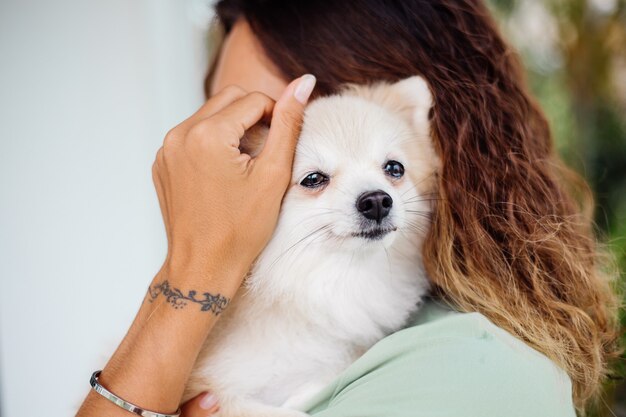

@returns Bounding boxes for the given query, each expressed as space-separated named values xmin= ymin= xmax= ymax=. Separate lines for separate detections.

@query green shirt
xmin=301 ymin=298 xmax=576 ymax=417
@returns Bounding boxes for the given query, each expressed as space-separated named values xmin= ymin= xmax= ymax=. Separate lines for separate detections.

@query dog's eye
xmin=300 ymin=172 xmax=329 ymax=188
xmin=383 ymin=160 xmax=404 ymax=178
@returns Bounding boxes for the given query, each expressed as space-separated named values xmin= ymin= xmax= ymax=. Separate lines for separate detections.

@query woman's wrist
xmin=77 ymin=263 xmax=245 ymax=417
xmin=145 ymin=262 xmax=241 ymax=319
xmin=160 ymin=253 xmax=250 ymax=299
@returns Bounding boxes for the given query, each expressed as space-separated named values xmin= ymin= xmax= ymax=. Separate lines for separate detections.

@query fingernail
xmin=199 ymin=392 xmax=219 ymax=410
xmin=294 ymin=74 xmax=316 ymax=104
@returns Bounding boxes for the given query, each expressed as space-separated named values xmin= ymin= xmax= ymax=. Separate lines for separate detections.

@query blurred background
xmin=0 ymin=1 xmax=215 ymax=416
xmin=0 ymin=0 xmax=624 ymax=416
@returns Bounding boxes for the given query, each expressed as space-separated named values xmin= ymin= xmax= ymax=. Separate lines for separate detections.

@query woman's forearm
xmin=76 ymin=76 xmax=313 ymax=417
xmin=76 ymin=262 xmax=245 ymax=416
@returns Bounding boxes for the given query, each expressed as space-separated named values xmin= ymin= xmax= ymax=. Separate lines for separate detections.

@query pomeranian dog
xmin=184 ymin=76 xmax=439 ymax=417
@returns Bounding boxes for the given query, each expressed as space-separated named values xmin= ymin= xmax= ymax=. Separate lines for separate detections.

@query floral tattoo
xmin=148 ymin=280 xmax=230 ymax=316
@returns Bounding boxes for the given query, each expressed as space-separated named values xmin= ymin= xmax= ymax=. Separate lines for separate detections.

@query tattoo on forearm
xmin=148 ymin=280 xmax=230 ymax=315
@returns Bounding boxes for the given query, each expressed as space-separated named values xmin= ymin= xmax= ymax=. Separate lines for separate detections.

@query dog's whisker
xmin=383 ymin=245 xmax=393 ymax=277
xmin=404 ymin=215 xmax=429 ymax=225
xmin=402 ymin=199 xmax=440 ymax=206
xmin=388 ymin=244 xmax=419 ymax=263
xmin=401 ymin=193 xmax=439 ymax=202
xmin=401 ymin=190 xmax=440 ymax=201
xmin=281 ymin=225 xmax=333 ymax=275
xmin=405 ymin=210 xmax=433 ymax=219
xmin=402 ymin=190 xmax=439 ymax=198
xmin=263 ymin=224 xmax=333 ymax=275
xmin=401 ymin=223 xmax=430 ymax=236
xmin=412 ymin=172 xmax=438 ymax=187
xmin=400 ymin=183 xmax=420 ymax=198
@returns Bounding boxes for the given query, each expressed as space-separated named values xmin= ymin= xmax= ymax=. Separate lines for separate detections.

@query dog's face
xmin=281 ymin=76 xmax=439 ymax=252
xmin=245 ymin=76 xmax=439 ymax=307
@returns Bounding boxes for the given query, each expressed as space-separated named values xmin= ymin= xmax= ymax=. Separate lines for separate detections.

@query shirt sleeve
xmin=305 ymin=313 xmax=576 ymax=417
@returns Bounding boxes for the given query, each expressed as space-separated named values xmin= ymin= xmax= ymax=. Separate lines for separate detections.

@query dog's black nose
xmin=356 ymin=190 xmax=393 ymax=223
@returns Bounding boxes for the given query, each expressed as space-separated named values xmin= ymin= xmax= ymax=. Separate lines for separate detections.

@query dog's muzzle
xmin=356 ymin=190 xmax=392 ymax=224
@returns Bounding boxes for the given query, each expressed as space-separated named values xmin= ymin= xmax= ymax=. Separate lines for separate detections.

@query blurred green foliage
xmin=488 ymin=0 xmax=626 ymax=415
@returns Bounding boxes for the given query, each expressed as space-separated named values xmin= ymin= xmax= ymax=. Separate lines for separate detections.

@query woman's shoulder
xmin=302 ymin=297 xmax=577 ymax=417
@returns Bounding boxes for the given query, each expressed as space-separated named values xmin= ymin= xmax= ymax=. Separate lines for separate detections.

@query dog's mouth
xmin=351 ymin=226 xmax=397 ymax=240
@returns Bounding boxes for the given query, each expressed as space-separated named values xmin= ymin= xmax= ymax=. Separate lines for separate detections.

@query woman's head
xmin=209 ymin=0 xmax=621 ymax=410
xmin=209 ymin=19 xmax=287 ymax=99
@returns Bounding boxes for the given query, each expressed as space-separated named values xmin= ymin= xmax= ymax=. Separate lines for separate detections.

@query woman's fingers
xmin=174 ymin=85 xmax=248 ymax=136
xmin=180 ymin=392 xmax=220 ymax=417
xmin=186 ymin=91 xmax=275 ymax=149
xmin=149 ymin=74 xmax=316 ymax=290
xmin=257 ymin=74 xmax=316 ymax=170
xmin=179 ymin=75 xmax=315 ymax=164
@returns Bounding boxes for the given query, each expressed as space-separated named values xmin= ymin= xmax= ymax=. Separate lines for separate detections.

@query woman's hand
xmin=77 ymin=75 xmax=315 ymax=417
xmin=153 ymin=74 xmax=316 ymax=292
xmin=180 ymin=391 xmax=220 ymax=416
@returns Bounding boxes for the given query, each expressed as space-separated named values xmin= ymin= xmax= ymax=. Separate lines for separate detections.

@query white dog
xmin=184 ymin=76 xmax=439 ymax=417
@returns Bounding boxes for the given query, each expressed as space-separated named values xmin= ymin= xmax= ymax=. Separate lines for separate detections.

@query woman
xmin=77 ymin=1 xmax=621 ymax=416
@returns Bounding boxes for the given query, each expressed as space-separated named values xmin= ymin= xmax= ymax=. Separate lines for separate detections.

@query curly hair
xmin=210 ymin=0 xmax=622 ymax=411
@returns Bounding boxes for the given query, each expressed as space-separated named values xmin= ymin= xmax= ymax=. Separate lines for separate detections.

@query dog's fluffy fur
xmin=184 ymin=76 xmax=439 ymax=417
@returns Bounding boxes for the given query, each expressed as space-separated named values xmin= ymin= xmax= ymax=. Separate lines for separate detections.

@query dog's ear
xmin=384 ymin=76 xmax=433 ymax=128
xmin=343 ymin=76 xmax=440 ymax=185
xmin=342 ymin=75 xmax=433 ymax=133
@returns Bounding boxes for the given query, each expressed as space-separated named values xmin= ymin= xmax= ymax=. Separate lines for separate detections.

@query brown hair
xmin=211 ymin=0 xmax=621 ymax=411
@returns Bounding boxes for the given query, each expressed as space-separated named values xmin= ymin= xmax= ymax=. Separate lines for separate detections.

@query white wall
xmin=0 ymin=1 xmax=215 ymax=415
